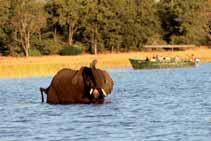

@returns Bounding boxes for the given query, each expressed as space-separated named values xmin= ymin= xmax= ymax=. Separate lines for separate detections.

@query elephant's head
xmin=72 ymin=60 xmax=114 ymax=103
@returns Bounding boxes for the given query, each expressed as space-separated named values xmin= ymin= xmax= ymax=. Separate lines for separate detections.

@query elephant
xmin=40 ymin=60 xmax=114 ymax=104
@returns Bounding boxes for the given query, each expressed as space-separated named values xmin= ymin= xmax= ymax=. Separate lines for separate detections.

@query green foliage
xmin=31 ymin=37 xmax=63 ymax=55
xmin=0 ymin=0 xmax=11 ymax=55
xmin=0 ymin=28 xmax=9 ymax=45
xmin=10 ymin=0 xmax=46 ymax=56
xmin=42 ymin=40 xmax=63 ymax=55
xmin=8 ymin=42 xmax=24 ymax=57
xmin=80 ymin=0 xmax=105 ymax=54
xmin=158 ymin=0 xmax=209 ymax=45
xmin=0 ymin=0 xmax=10 ymax=27
xmin=59 ymin=44 xmax=84 ymax=56
xmin=29 ymin=48 xmax=42 ymax=56
xmin=0 ymin=0 xmax=210 ymax=56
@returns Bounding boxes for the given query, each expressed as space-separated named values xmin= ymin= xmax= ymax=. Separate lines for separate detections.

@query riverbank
xmin=0 ymin=47 xmax=211 ymax=78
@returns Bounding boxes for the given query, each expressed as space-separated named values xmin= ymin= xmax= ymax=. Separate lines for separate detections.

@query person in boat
xmin=190 ymin=54 xmax=196 ymax=62
xmin=190 ymin=54 xmax=200 ymax=64
xmin=145 ymin=56 xmax=149 ymax=61
xmin=165 ymin=57 xmax=171 ymax=62
xmin=175 ymin=56 xmax=180 ymax=62
xmin=162 ymin=56 xmax=170 ymax=62
xmin=155 ymin=55 xmax=160 ymax=61
xmin=156 ymin=55 xmax=163 ymax=62
xmin=150 ymin=56 xmax=156 ymax=62
xmin=195 ymin=58 xmax=200 ymax=64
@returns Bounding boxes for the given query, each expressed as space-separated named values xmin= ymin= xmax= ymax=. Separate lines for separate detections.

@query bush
xmin=29 ymin=48 xmax=42 ymax=56
xmin=170 ymin=36 xmax=187 ymax=44
xmin=43 ymin=40 xmax=63 ymax=55
xmin=7 ymin=41 xmax=25 ymax=57
xmin=59 ymin=44 xmax=84 ymax=56
xmin=32 ymin=39 xmax=63 ymax=55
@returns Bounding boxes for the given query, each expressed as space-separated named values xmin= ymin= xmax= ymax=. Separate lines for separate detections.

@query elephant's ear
xmin=102 ymin=70 xmax=114 ymax=94
xmin=72 ymin=67 xmax=84 ymax=86
xmin=102 ymin=70 xmax=110 ymax=84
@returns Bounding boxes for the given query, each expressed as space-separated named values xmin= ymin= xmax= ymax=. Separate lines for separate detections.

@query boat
xmin=129 ymin=58 xmax=199 ymax=69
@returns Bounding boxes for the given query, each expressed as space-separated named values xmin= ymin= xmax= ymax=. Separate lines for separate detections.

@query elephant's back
xmin=55 ymin=68 xmax=77 ymax=79
xmin=52 ymin=68 xmax=77 ymax=86
xmin=50 ymin=68 xmax=79 ymax=102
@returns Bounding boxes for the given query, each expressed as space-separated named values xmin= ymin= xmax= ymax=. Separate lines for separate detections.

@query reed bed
xmin=0 ymin=47 xmax=211 ymax=78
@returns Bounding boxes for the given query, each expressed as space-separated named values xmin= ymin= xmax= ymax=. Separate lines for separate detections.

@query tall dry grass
xmin=0 ymin=47 xmax=211 ymax=78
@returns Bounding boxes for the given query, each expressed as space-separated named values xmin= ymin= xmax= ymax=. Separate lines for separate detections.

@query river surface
xmin=0 ymin=64 xmax=211 ymax=141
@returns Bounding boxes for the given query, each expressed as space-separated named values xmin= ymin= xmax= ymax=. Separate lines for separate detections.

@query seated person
xmin=145 ymin=56 xmax=149 ymax=61
xmin=150 ymin=56 xmax=156 ymax=62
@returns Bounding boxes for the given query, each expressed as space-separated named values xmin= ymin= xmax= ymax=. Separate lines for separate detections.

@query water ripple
xmin=0 ymin=65 xmax=211 ymax=140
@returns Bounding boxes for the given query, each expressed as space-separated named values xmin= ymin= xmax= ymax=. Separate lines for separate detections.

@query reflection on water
xmin=0 ymin=64 xmax=211 ymax=141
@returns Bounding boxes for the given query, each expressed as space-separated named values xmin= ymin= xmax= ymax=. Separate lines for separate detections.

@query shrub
xmin=29 ymin=48 xmax=42 ymax=56
xmin=7 ymin=42 xmax=25 ymax=57
xmin=32 ymin=39 xmax=63 ymax=55
xmin=59 ymin=44 xmax=84 ymax=56
xmin=43 ymin=40 xmax=63 ymax=55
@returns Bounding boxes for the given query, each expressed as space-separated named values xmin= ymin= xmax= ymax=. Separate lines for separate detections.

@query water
xmin=0 ymin=64 xmax=211 ymax=141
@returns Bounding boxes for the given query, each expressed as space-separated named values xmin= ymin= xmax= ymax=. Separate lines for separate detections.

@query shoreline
xmin=0 ymin=47 xmax=211 ymax=79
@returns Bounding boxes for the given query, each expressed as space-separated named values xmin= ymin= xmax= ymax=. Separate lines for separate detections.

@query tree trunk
xmin=111 ymin=45 xmax=114 ymax=53
xmin=39 ymin=30 xmax=42 ymax=41
xmin=93 ymin=24 xmax=98 ymax=55
xmin=26 ymin=32 xmax=30 ymax=56
xmin=23 ymin=47 xmax=29 ymax=57
xmin=21 ymin=40 xmax=29 ymax=57
xmin=208 ymin=34 xmax=211 ymax=40
xmin=13 ymin=31 xmax=18 ymax=41
xmin=94 ymin=41 xmax=97 ymax=55
xmin=117 ymin=44 xmax=120 ymax=53
xmin=22 ymin=32 xmax=30 ymax=57
xmin=68 ymin=24 xmax=73 ymax=46
xmin=53 ymin=27 xmax=57 ymax=42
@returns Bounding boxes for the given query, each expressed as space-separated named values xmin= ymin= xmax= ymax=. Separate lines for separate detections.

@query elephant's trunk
xmin=90 ymin=59 xmax=97 ymax=69
xmin=40 ymin=87 xmax=46 ymax=103
xmin=89 ymin=88 xmax=107 ymax=97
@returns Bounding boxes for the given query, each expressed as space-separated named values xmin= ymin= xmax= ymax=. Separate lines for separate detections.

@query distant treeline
xmin=0 ymin=0 xmax=210 ymax=56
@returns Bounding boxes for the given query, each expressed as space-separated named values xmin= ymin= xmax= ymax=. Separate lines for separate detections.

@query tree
xmin=208 ymin=0 xmax=211 ymax=44
xmin=102 ymin=0 xmax=125 ymax=53
xmin=10 ymin=0 xmax=46 ymax=57
xmin=0 ymin=0 xmax=10 ymax=27
xmin=58 ymin=0 xmax=83 ymax=46
xmin=81 ymin=0 xmax=107 ymax=54
xmin=158 ymin=0 xmax=209 ymax=45
xmin=80 ymin=0 xmax=161 ymax=53
xmin=0 ymin=0 xmax=11 ymax=55
xmin=135 ymin=0 xmax=162 ymax=46
xmin=120 ymin=0 xmax=161 ymax=51
xmin=45 ymin=0 xmax=62 ymax=42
